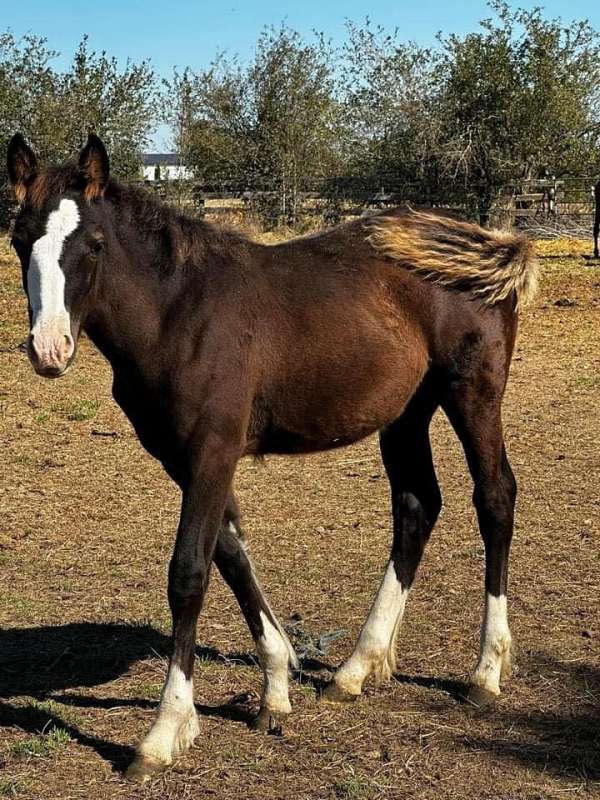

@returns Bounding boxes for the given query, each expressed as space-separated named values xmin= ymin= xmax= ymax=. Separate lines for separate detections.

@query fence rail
xmin=139 ymin=175 xmax=599 ymax=234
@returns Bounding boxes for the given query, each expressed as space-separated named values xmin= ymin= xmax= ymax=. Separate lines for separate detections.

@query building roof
xmin=142 ymin=153 xmax=182 ymax=166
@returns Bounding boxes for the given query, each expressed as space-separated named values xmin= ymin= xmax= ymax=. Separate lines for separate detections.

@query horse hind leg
xmin=214 ymin=495 xmax=298 ymax=731
xmin=442 ymin=369 xmax=517 ymax=706
xmin=324 ymin=386 xmax=441 ymax=701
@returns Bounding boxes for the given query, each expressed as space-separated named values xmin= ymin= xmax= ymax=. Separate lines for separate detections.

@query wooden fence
xmin=141 ymin=175 xmax=599 ymax=233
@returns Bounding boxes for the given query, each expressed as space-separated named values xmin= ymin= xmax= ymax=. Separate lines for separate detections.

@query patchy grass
xmin=572 ymin=374 xmax=600 ymax=391
xmin=534 ymin=238 xmax=592 ymax=258
xmin=0 ymin=778 xmax=27 ymax=798
xmin=128 ymin=681 xmax=162 ymax=700
xmin=9 ymin=727 xmax=71 ymax=760
xmin=24 ymin=699 xmax=84 ymax=727
xmin=334 ymin=772 xmax=375 ymax=799
xmin=0 ymin=596 xmax=35 ymax=620
xmin=50 ymin=398 xmax=100 ymax=421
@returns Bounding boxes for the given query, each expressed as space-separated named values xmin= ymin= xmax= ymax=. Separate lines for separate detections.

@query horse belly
xmin=258 ymin=334 xmax=429 ymax=455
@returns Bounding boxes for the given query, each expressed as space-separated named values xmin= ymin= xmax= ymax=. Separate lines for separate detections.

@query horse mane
xmin=25 ymin=163 xmax=252 ymax=272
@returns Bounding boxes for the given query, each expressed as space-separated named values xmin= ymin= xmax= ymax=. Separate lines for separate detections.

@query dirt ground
xmin=0 ymin=234 xmax=599 ymax=800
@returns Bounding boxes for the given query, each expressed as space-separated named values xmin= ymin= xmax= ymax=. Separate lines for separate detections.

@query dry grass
xmin=0 ymin=236 xmax=599 ymax=799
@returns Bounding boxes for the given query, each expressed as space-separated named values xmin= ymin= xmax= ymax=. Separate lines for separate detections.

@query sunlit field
xmin=1 ymin=236 xmax=599 ymax=799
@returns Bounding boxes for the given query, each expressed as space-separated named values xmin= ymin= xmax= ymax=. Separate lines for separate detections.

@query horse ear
xmin=7 ymin=134 xmax=38 ymax=203
xmin=79 ymin=133 xmax=110 ymax=201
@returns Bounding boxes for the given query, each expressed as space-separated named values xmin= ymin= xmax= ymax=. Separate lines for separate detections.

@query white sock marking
xmin=137 ymin=663 xmax=198 ymax=765
xmin=28 ymin=198 xmax=79 ymax=352
xmin=234 ymin=523 xmax=299 ymax=670
xmin=472 ymin=593 xmax=511 ymax=695
xmin=257 ymin=610 xmax=292 ymax=714
xmin=334 ymin=561 xmax=408 ymax=694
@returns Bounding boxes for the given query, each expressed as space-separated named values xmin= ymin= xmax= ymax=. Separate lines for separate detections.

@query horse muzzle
xmin=28 ymin=327 xmax=76 ymax=378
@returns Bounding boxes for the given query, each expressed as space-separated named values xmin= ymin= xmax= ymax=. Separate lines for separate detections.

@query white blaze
xmin=28 ymin=198 xmax=80 ymax=337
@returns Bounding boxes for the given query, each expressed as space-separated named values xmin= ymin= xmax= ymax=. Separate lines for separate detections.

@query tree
xmin=0 ymin=32 xmax=156 ymax=228
xmin=163 ymin=61 xmax=252 ymax=185
xmin=249 ymin=27 xmax=342 ymax=221
xmin=340 ymin=21 xmax=440 ymax=198
xmin=163 ymin=26 xmax=342 ymax=225
xmin=0 ymin=33 xmax=57 ymax=226
xmin=55 ymin=37 xmax=156 ymax=177
xmin=435 ymin=2 xmax=600 ymax=222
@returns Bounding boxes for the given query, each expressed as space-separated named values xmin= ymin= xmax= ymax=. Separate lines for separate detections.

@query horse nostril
xmin=28 ymin=332 xmax=40 ymax=358
xmin=62 ymin=333 xmax=75 ymax=359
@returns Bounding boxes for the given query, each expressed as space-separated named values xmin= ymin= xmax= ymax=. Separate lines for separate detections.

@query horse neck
xmin=84 ymin=208 xmax=189 ymax=380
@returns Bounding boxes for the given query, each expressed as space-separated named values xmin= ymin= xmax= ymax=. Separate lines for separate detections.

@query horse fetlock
xmin=471 ymin=640 xmax=512 ymax=696
xmin=371 ymin=643 xmax=398 ymax=685
xmin=173 ymin=709 xmax=201 ymax=756
xmin=500 ymin=643 xmax=514 ymax=681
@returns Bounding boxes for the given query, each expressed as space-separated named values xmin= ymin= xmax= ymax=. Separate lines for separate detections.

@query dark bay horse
xmin=6 ymin=133 xmax=538 ymax=782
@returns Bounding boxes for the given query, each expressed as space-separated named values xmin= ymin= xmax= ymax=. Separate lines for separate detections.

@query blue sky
xmin=6 ymin=0 xmax=600 ymax=148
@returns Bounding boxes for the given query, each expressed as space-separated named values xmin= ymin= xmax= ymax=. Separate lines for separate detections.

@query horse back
xmin=240 ymin=214 xmax=517 ymax=455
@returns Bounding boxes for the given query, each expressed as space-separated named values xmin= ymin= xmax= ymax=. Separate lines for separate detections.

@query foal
xmin=7 ymin=134 xmax=538 ymax=781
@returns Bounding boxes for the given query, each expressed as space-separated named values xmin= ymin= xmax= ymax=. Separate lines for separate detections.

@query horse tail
xmin=367 ymin=208 xmax=539 ymax=309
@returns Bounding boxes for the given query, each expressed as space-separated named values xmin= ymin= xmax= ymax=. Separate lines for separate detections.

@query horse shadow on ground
xmin=1 ymin=623 xmax=598 ymax=780
xmin=393 ymin=672 xmax=470 ymax=703
xmin=0 ymin=621 xmax=330 ymax=770
xmin=401 ymin=653 xmax=600 ymax=782
xmin=0 ymin=622 xmax=250 ymax=770
xmin=471 ymin=652 xmax=600 ymax=782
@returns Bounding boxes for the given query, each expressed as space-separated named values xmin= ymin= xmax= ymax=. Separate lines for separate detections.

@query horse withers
xmin=6 ymin=133 xmax=538 ymax=781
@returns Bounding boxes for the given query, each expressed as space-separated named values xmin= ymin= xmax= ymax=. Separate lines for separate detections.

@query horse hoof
xmin=465 ymin=685 xmax=499 ymax=710
xmin=251 ymin=707 xmax=286 ymax=734
xmin=125 ymin=755 xmax=168 ymax=783
xmin=321 ymin=682 xmax=360 ymax=704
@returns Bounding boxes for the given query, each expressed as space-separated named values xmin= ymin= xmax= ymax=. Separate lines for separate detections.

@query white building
xmin=142 ymin=154 xmax=193 ymax=182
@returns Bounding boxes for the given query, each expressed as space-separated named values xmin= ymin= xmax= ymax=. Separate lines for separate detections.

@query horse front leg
xmin=215 ymin=498 xmax=298 ymax=732
xmin=126 ymin=432 xmax=239 ymax=782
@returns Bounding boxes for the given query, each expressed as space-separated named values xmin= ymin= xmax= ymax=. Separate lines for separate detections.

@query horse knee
xmin=168 ymin=558 xmax=208 ymax=610
xmin=395 ymin=488 xmax=440 ymax=536
xmin=473 ymin=478 xmax=515 ymax=541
